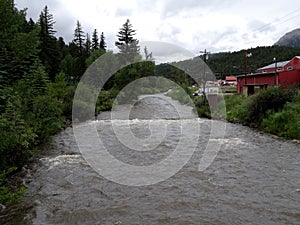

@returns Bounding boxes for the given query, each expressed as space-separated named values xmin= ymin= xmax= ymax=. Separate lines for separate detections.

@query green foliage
xmin=0 ymin=168 xmax=26 ymax=204
xmin=100 ymin=32 xmax=106 ymax=50
xmin=167 ymin=86 xmax=193 ymax=105
xmin=59 ymin=54 xmax=77 ymax=82
xmin=207 ymin=45 xmax=300 ymax=79
xmin=30 ymin=95 xmax=64 ymax=141
xmin=221 ymin=87 xmax=300 ymax=139
xmin=242 ymin=87 xmax=295 ymax=126
xmin=0 ymin=0 xmax=40 ymax=86
xmin=196 ymin=102 xmax=211 ymax=118
xmin=86 ymin=48 xmax=106 ymax=67
xmin=0 ymin=67 xmax=74 ymax=204
xmin=261 ymin=93 xmax=300 ymax=139
xmin=0 ymin=106 xmax=36 ymax=170
xmin=115 ymin=19 xmax=140 ymax=63
xmin=73 ymin=83 xmax=97 ymax=121
xmin=96 ymin=89 xmax=119 ymax=112
xmin=38 ymin=5 xmax=61 ymax=81
xmin=47 ymin=72 xmax=75 ymax=119
xmin=223 ymin=94 xmax=250 ymax=122
xmin=92 ymin=29 xmax=99 ymax=51
xmin=73 ymin=20 xmax=85 ymax=55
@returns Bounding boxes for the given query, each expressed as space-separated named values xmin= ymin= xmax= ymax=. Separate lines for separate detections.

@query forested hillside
xmin=206 ymin=45 xmax=300 ymax=79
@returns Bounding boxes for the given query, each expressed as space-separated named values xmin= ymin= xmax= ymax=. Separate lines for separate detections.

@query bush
xmin=0 ymin=113 xmax=36 ymax=171
xmin=261 ymin=93 xmax=300 ymax=139
xmin=243 ymin=87 xmax=296 ymax=127
xmin=0 ymin=168 xmax=26 ymax=204
xmin=96 ymin=89 xmax=119 ymax=113
xmin=167 ymin=86 xmax=193 ymax=105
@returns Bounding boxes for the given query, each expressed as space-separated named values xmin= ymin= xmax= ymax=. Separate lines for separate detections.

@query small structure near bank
xmin=236 ymin=56 xmax=300 ymax=96
xmin=225 ymin=76 xmax=237 ymax=86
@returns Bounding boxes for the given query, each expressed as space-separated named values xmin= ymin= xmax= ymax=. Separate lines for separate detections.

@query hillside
xmin=206 ymin=45 xmax=300 ymax=79
xmin=275 ymin=28 xmax=300 ymax=47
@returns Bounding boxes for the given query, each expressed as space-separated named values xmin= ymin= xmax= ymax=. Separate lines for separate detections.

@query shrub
xmin=167 ymin=86 xmax=193 ymax=105
xmin=261 ymin=93 xmax=300 ymax=139
xmin=243 ymin=87 xmax=295 ymax=127
xmin=0 ymin=168 xmax=26 ymax=204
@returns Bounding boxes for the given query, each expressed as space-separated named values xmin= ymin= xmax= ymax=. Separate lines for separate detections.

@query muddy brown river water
xmin=1 ymin=94 xmax=299 ymax=225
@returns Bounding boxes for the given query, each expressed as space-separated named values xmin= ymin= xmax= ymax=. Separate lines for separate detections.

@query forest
xmin=0 ymin=0 xmax=156 ymax=203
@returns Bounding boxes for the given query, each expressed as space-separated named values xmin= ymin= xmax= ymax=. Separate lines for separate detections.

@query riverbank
xmin=0 ymin=73 xmax=76 ymax=205
xmin=202 ymin=86 xmax=300 ymax=140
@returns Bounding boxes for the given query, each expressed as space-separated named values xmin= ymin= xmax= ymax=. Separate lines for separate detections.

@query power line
xmin=253 ymin=8 xmax=300 ymax=33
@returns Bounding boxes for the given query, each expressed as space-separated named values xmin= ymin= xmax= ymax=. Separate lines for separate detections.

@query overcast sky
xmin=15 ymin=0 xmax=300 ymax=59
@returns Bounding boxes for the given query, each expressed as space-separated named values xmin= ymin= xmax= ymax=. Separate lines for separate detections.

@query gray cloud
xmin=161 ymin=0 xmax=233 ymax=19
xmin=14 ymin=0 xmax=300 ymax=53
xmin=115 ymin=8 xmax=133 ymax=17
xmin=15 ymin=0 xmax=77 ymax=42
xmin=140 ymin=41 xmax=195 ymax=63
xmin=248 ymin=20 xmax=276 ymax=34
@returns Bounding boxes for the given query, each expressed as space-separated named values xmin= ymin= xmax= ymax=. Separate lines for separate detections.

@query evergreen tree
xmin=40 ymin=6 xmax=55 ymax=36
xmin=38 ymin=5 xmax=60 ymax=81
xmin=115 ymin=19 xmax=140 ymax=62
xmin=70 ymin=21 xmax=87 ymax=81
xmin=92 ymin=29 xmax=99 ymax=51
xmin=73 ymin=20 xmax=85 ymax=56
xmin=100 ymin=32 xmax=106 ymax=51
xmin=0 ymin=0 xmax=40 ymax=86
xmin=85 ymin=33 xmax=91 ymax=56
xmin=24 ymin=18 xmax=35 ymax=33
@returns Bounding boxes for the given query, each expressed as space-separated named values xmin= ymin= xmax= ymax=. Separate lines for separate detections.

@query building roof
xmin=225 ymin=76 xmax=237 ymax=81
xmin=236 ymin=72 xmax=274 ymax=78
xmin=258 ymin=60 xmax=290 ymax=70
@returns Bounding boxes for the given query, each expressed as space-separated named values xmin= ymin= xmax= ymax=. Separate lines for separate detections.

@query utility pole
xmin=199 ymin=49 xmax=210 ymax=103
xmin=273 ymin=57 xmax=278 ymax=86
xmin=200 ymin=49 xmax=210 ymax=63
xmin=244 ymin=51 xmax=252 ymax=85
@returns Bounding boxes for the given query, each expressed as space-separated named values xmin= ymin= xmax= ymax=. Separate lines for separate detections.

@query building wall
xmin=237 ymin=70 xmax=300 ymax=94
xmin=279 ymin=70 xmax=300 ymax=88
xmin=237 ymin=74 xmax=275 ymax=94
xmin=237 ymin=56 xmax=300 ymax=94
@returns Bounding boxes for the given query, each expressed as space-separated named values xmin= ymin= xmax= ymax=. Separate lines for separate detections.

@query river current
xmin=1 ymin=94 xmax=299 ymax=225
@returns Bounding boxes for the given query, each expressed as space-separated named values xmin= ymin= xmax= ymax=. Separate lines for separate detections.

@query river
xmin=1 ymin=94 xmax=299 ymax=225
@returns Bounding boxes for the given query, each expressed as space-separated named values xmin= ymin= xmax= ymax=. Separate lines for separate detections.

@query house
xmin=237 ymin=56 xmax=300 ymax=95
xmin=225 ymin=76 xmax=237 ymax=86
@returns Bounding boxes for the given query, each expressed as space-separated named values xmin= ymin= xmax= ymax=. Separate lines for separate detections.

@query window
xmin=287 ymin=66 xmax=293 ymax=71
xmin=276 ymin=67 xmax=283 ymax=72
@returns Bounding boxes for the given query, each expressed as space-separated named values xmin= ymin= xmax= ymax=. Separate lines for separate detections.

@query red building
xmin=225 ymin=76 xmax=237 ymax=86
xmin=237 ymin=56 xmax=300 ymax=95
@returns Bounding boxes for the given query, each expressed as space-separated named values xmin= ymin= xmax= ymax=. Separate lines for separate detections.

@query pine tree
xmin=73 ymin=20 xmax=85 ymax=56
xmin=85 ymin=33 xmax=91 ymax=56
xmin=38 ymin=5 xmax=60 ymax=81
xmin=40 ymin=6 xmax=55 ymax=36
xmin=100 ymin=32 xmax=106 ymax=51
xmin=0 ymin=0 xmax=40 ymax=86
xmin=71 ymin=21 xmax=87 ymax=81
xmin=92 ymin=29 xmax=99 ymax=51
xmin=115 ymin=19 xmax=140 ymax=62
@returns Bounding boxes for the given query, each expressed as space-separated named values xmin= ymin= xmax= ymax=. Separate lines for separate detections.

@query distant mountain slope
xmin=275 ymin=28 xmax=300 ymax=47
xmin=206 ymin=45 xmax=300 ymax=79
